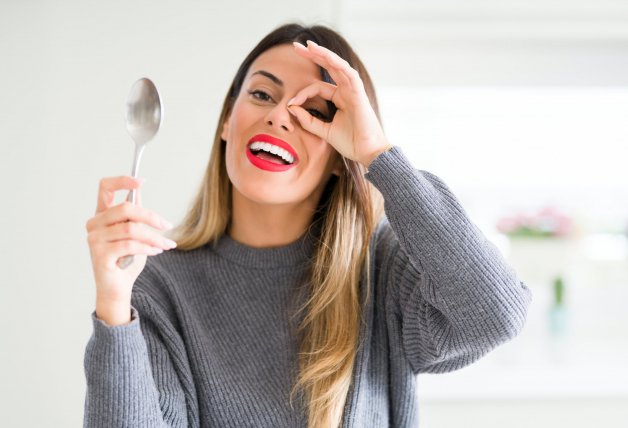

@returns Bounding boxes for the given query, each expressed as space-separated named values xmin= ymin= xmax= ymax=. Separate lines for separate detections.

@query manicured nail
xmin=150 ymin=247 xmax=163 ymax=255
xmin=306 ymin=40 xmax=318 ymax=47
xmin=287 ymin=97 xmax=296 ymax=106
xmin=161 ymin=219 xmax=174 ymax=230
xmin=165 ymin=239 xmax=177 ymax=249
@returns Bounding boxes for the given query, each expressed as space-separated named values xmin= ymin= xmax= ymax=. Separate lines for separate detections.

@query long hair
xmin=171 ymin=23 xmax=385 ymax=428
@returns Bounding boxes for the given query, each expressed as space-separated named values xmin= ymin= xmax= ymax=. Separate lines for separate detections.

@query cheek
xmin=305 ymin=137 xmax=334 ymax=164
xmin=226 ymin=101 xmax=261 ymax=138
xmin=224 ymin=110 xmax=253 ymax=170
xmin=221 ymin=100 xmax=239 ymax=141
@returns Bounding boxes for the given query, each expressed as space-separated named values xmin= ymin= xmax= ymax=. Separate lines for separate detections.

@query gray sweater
xmin=83 ymin=146 xmax=532 ymax=427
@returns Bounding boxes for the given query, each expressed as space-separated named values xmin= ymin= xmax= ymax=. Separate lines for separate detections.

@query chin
xmin=235 ymin=181 xmax=305 ymax=206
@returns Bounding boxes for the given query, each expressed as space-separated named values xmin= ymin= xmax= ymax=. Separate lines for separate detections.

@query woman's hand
xmin=288 ymin=40 xmax=390 ymax=168
xmin=85 ymin=176 xmax=176 ymax=325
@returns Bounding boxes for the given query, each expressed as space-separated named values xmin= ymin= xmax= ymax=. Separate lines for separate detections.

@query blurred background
xmin=1 ymin=0 xmax=627 ymax=426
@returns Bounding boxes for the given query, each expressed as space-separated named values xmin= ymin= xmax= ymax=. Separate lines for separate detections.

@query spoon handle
xmin=117 ymin=254 xmax=135 ymax=269
xmin=116 ymin=188 xmax=135 ymax=268
xmin=116 ymin=145 xmax=145 ymax=269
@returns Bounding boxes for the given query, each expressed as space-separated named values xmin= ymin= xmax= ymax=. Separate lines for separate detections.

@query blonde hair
xmin=172 ymin=24 xmax=385 ymax=428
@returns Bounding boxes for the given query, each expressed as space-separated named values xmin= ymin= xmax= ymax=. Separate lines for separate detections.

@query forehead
xmin=245 ymin=44 xmax=321 ymax=87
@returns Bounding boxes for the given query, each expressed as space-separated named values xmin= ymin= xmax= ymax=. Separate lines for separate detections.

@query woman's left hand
xmin=288 ymin=40 xmax=390 ymax=168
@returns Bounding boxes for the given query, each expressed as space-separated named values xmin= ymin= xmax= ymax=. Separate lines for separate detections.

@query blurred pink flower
xmin=497 ymin=206 xmax=573 ymax=237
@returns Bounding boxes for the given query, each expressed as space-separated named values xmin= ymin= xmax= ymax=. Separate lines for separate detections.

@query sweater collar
xmin=213 ymin=225 xmax=319 ymax=269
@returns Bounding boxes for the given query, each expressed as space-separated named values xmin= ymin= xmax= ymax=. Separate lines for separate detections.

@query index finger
xmin=294 ymin=41 xmax=363 ymax=93
xmin=96 ymin=176 xmax=144 ymax=213
xmin=288 ymin=80 xmax=339 ymax=110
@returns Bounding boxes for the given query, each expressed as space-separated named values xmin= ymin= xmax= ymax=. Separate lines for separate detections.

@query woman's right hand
xmin=86 ymin=176 xmax=177 ymax=326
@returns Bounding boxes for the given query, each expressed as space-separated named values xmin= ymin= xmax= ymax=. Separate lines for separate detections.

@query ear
xmin=220 ymin=113 xmax=231 ymax=141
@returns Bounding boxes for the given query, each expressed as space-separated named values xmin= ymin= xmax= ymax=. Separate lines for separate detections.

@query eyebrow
xmin=251 ymin=70 xmax=283 ymax=87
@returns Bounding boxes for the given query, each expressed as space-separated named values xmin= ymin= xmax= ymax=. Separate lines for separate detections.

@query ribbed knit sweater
xmin=83 ymin=146 xmax=532 ymax=427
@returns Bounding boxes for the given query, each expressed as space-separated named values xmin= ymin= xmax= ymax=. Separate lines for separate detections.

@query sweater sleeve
xmin=83 ymin=295 xmax=189 ymax=427
xmin=364 ymin=146 xmax=532 ymax=374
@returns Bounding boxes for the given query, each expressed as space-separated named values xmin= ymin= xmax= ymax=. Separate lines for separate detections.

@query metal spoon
xmin=117 ymin=77 xmax=163 ymax=269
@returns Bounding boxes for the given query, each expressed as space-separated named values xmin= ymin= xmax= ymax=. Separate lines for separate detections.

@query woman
xmin=84 ymin=23 xmax=532 ymax=428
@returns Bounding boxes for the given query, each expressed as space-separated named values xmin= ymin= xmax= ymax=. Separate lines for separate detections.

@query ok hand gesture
xmin=287 ymin=40 xmax=391 ymax=168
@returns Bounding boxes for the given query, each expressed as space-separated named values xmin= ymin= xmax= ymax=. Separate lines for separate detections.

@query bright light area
xmin=379 ymin=86 xmax=628 ymax=189
xmin=378 ymin=86 xmax=628 ymax=234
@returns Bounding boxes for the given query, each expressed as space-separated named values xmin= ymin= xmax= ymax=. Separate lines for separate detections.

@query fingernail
xmin=162 ymin=219 xmax=174 ymax=230
xmin=165 ymin=239 xmax=177 ymax=249
xmin=150 ymin=247 xmax=163 ymax=255
xmin=136 ymin=177 xmax=146 ymax=185
xmin=287 ymin=97 xmax=296 ymax=106
xmin=293 ymin=41 xmax=306 ymax=49
xmin=306 ymin=40 xmax=318 ymax=47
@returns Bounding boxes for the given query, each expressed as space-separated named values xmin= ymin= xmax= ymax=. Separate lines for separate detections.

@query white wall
xmin=1 ymin=1 xmax=627 ymax=427
xmin=340 ymin=0 xmax=628 ymax=86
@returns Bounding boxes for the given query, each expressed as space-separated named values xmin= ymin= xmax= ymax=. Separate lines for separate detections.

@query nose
xmin=264 ymin=102 xmax=294 ymax=133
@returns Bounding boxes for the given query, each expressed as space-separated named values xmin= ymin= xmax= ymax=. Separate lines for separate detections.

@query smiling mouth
xmin=248 ymin=141 xmax=295 ymax=165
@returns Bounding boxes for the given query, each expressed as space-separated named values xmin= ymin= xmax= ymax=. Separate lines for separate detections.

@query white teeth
xmin=249 ymin=141 xmax=295 ymax=164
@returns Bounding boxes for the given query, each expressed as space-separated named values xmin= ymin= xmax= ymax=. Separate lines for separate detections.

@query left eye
xmin=306 ymin=108 xmax=329 ymax=122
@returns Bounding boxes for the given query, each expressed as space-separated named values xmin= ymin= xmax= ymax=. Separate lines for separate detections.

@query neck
xmin=228 ymin=188 xmax=321 ymax=248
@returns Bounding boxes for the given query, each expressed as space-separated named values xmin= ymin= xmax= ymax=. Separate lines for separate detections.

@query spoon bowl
xmin=117 ymin=77 xmax=163 ymax=269
xmin=126 ymin=78 xmax=162 ymax=146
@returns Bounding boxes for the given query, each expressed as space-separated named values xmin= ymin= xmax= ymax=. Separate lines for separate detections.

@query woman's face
xmin=221 ymin=44 xmax=341 ymax=209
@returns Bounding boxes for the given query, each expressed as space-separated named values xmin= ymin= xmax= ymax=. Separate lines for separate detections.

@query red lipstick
xmin=246 ymin=134 xmax=299 ymax=172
